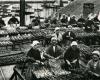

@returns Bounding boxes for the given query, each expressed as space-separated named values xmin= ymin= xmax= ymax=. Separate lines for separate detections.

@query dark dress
xmin=24 ymin=48 xmax=42 ymax=80
xmin=50 ymin=18 xmax=57 ymax=24
xmin=77 ymin=18 xmax=85 ymax=23
xmin=77 ymin=18 xmax=85 ymax=28
xmin=61 ymin=18 xmax=68 ymax=23
xmin=62 ymin=31 xmax=76 ymax=41
xmin=27 ymin=48 xmax=41 ymax=61
xmin=85 ymin=20 xmax=94 ymax=32
xmin=64 ymin=47 xmax=80 ymax=62
xmin=62 ymin=31 xmax=76 ymax=46
xmin=68 ymin=18 xmax=77 ymax=25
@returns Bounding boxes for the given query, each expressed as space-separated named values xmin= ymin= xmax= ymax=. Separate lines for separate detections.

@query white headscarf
xmin=71 ymin=41 xmax=78 ymax=46
xmin=31 ymin=40 xmax=39 ymax=47
xmin=51 ymin=37 xmax=57 ymax=41
xmin=54 ymin=27 xmax=60 ymax=32
xmin=92 ymin=50 xmax=100 ymax=57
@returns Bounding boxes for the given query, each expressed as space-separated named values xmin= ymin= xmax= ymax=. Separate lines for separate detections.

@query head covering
xmin=51 ymin=37 xmax=57 ymax=41
xmin=62 ymin=14 xmax=66 ymax=16
xmin=92 ymin=50 xmax=100 ymax=57
xmin=12 ymin=13 xmax=15 ymax=17
xmin=54 ymin=27 xmax=60 ymax=32
xmin=62 ymin=14 xmax=66 ymax=17
xmin=68 ymin=25 xmax=72 ymax=28
xmin=31 ymin=40 xmax=39 ymax=47
xmin=72 ymin=15 xmax=76 ymax=18
xmin=71 ymin=41 xmax=78 ymax=46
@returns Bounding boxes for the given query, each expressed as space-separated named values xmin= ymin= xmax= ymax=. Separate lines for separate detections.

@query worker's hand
xmin=89 ymin=71 xmax=100 ymax=77
xmin=66 ymin=36 xmax=70 ymax=38
xmin=87 ymin=26 xmax=90 ymax=28
xmin=70 ymin=37 xmax=73 ymax=40
xmin=72 ymin=59 xmax=77 ymax=63
xmin=40 ymin=62 xmax=44 ymax=65
xmin=41 ymin=52 xmax=45 ymax=59
xmin=50 ymin=56 xmax=55 ymax=59
xmin=55 ymin=56 xmax=60 ymax=60
xmin=41 ymin=56 xmax=45 ymax=59
xmin=83 ymin=27 xmax=85 ymax=29
xmin=54 ymin=58 xmax=57 ymax=60
xmin=93 ymin=73 xmax=100 ymax=77
xmin=66 ymin=60 xmax=71 ymax=66
xmin=36 ymin=60 xmax=40 ymax=63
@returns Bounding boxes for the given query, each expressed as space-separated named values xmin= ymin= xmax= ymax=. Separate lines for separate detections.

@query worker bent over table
xmin=8 ymin=14 xmax=19 ymax=28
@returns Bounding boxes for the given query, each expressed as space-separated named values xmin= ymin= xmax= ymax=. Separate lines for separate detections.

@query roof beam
xmin=0 ymin=1 xmax=68 ymax=4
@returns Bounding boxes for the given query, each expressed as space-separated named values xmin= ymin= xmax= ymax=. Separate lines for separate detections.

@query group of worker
xmin=0 ymin=13 xmax=99 ymax=32
xmin=44 ymin=27 xmax=76 ymax=46
xmin=27 ymin=36 xmax=100 ymax=79
xmin=23 ymin=27 xmax=100 ymax=79
xmin=44 ymin=13 xmax=100 ymax=32
xmin=4 ymin=13 xmax=98 ymax=79
xmin=0 ymin=14 xmax=41 ymax=29
xmin=0 ymin=14 xmax=19 ymax=28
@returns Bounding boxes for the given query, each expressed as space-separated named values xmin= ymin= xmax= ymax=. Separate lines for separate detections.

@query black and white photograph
xmin=0 ymin=0 xmax=100 ymax=80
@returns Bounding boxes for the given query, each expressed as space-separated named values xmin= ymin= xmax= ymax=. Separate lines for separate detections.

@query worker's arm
xmin=84 ymin=60 xmax=100 ymax=77
xmin=43 ymin=52 xmax=54 ymax=59
xmin=43 ymin=47 xmax=55 ymax=59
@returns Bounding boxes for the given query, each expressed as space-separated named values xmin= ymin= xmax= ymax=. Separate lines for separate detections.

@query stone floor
xmin=0 ymin=42 xmax=32 ymax=80
xmin=0 ymin=65 xmax=15 ymax=80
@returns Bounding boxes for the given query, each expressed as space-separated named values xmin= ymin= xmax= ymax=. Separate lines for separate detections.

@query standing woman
xmin=8 ymin=14 xmax=19 ymax=28
xmin=52 ymin=27 xmax=62 ymax=46
xmin=62 ymin=30 xmax=76 ymax=46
